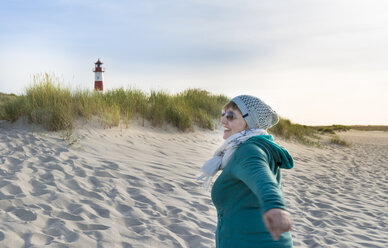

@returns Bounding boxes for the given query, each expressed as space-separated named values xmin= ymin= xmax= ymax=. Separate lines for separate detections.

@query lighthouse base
xmin=94 ymin=81 xmax=103 ymax=91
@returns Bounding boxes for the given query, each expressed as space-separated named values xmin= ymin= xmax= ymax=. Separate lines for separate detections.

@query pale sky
xmin=1 ymin=0 xmax=387 ymax=125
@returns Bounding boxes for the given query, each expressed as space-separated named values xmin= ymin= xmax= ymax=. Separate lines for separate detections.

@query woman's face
xmin=221 ymin=108 xmax=248 ymax=139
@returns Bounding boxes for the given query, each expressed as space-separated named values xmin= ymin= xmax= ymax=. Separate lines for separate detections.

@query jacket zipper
xmin=217 ymin=213 xmax=223 ymax=247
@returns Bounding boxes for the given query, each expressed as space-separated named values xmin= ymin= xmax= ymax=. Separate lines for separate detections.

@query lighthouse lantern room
xmin=94 ymin=59 xmax=104 ymax=91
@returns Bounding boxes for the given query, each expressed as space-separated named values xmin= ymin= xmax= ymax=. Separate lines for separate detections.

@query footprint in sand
xmin=76 ymin=223 xmax=110 ymax=231
xmin=3 ymin=183 xmax=23 ymax=195
xmin=116 ymin=203 xmax=133 ymax=216
xmin=100 ymin=160 xmax=119 ymax=170
xmin=124 ymin=217 xmax=143 ymax=227
xmin=80 ymin=200 xmax=110 ymax=218
xmin=12 ymin=208 xmax=37 ymax=221
xmin=126 ymin=187 xmax=141 ymax=196
xmin=30 ymin=179 xmax=50 ymax=196
xmin=166 ymin=205 xmax=183 ymax=215
xmin=64 ymin=231 xmax=79 ymax=242
xmin=94 ymin=170 xmax=115 ymax=178
xmin=126 ymin=176 xmax=144 ymax=187
xmin=56 ymin=211 xmax=84 ymax=221
xmin=43 ymin=218 xmax=65 ymax=237
xmin=154 ymin=182 xmax=175 ymax=193
xmin=38 ymin=204 xmax=52 ymax=211
xmin=64 ymin=179 xmax=104 ymax=200
xmin=88 ymin=176 xmax=103 ymax=187
xmin=66 ymin=203 xmax=83 ymax=215
xmin=73 ymin=167 xmax=87 ymax=177
xmin=22 ymin=233 xmax=54 ymax=246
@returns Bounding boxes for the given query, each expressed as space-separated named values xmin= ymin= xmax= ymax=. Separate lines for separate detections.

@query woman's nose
xmin=221 ymin=115 xmax=227 ymax=124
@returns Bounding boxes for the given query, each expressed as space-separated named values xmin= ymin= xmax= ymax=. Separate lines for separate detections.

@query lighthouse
xmin=94 ymin=59 xmax=104 ymax=91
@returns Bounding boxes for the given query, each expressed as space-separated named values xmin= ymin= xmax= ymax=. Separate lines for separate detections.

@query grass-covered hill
xmin=0 ymin=73 xmax=229 ymax=131
xmin=2 ymin=73 xmax=386 ymax=146
xmin=0 ymin=92 xmax=18 ymax=105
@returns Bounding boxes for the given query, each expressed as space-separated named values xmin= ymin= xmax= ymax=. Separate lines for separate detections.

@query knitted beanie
xmin=230 ymin=95 xmax=279 ymax=130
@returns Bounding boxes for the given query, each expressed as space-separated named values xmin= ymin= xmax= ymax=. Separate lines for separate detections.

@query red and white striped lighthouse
xmin=93 ymin=59 xmax=104 ymax=91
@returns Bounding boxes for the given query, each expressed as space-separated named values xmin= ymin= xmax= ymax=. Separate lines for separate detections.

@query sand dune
xmin=0 ymin=119 xmax=387 ymax=247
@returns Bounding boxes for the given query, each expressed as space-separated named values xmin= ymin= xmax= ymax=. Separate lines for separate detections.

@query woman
xmin=199 ymin=95 xmax=293 ymax=248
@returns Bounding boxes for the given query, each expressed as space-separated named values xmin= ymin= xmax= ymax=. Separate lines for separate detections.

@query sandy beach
xmin=0 ymin=119 xmax=387 ymax=247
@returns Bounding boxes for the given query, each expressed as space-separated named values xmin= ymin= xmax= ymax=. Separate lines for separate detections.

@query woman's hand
xmin=262 ymin=208 xmax=292 ymax=241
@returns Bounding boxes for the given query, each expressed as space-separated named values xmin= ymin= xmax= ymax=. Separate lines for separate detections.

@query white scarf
xmin=198 ymin=128 xmax=268 ymax=190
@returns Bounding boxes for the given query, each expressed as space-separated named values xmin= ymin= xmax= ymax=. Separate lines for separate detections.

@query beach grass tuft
xmin=0 ymin=92 xmax=18 ymax=105
xmin=329 ymin=135 xmax=350 ymax=147
xmin=269 ymin=117 xmax=320 ymax=145
xmin=25 ymin=74 xmax=74 ymax=131
xmin=269 ymin=119 xmax=353 ymax=146
xmin=314 ymin=125 xmax=351 ymax=134
xmin=0 ymin=95 xmax=25 ymax=122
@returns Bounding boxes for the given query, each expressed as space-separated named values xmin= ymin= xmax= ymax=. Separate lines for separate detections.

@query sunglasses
xmin=221 ymin=110 xmax=248 ymax=121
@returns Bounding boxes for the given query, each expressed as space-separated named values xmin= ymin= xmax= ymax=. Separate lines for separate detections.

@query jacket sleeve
xmin=231 ymin=143 xmax=286 ymax=214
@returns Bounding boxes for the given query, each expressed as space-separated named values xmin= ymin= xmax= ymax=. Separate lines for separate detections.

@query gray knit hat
xmin=231 ymin=95 xmax=279 ymax=130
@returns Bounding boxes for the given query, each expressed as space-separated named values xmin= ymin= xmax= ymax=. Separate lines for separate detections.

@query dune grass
xmin=269 ymin=119 xmax=353 ymax=146
xmin=268 ymin=118 xmax=322 ymax=145
xmin=1 ymin=73 xmax=378 ymax=147
xmin=0 ymin=73 xmax=229 ymax=131
xmin=0 ymin=92 xmax=18 ymax=105
xmin=349 ymin=125 xmax=388 ymax=131
xmin=312 ymin=124 xmax=388 ymax=132
xmin=0 ymin=92 xmax=19 ymax=121
xmin=329 ymin=135 xmax=350 ymax=147
xmin=313 ymin=125 xmax=351 ymax=134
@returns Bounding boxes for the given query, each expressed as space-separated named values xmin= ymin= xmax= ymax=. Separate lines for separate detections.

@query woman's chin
xmin=223 ymin=131 xmax=231 ymax=140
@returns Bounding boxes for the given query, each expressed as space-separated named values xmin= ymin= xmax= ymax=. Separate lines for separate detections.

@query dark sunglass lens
xmin=226 ymin=111 xmax=234 ymax=121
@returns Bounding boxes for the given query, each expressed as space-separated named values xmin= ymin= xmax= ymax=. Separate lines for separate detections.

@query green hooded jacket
xmin=211 ymin=135 xmax=293 ymax=248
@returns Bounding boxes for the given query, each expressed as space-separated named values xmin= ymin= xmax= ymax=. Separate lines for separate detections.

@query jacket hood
xmin=247 ymin=135 xmax=294 ymax=169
